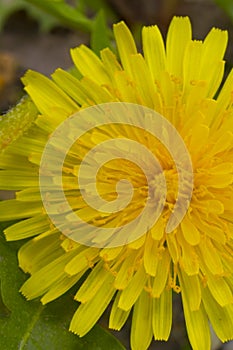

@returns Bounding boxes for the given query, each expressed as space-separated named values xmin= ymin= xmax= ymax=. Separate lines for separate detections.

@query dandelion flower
xmin=0 ymin=16 xmax=233 ymax=350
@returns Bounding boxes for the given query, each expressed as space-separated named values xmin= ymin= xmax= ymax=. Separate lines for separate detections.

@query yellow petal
xmin=114 ymin=253 xmax=137 ymax=290
xmin=207 ymin=60 xmax=225 ymax=98
xmin=6 ymin=133 xmax=46 ymax=158
xmin=113 ymin=21 xmax=137 ymax=76
xmin=0 ymin=199 xmax=42 ymax=221
xmin=20 ymin=249 xmax=78 ymax=299
xmin=52 ymin=68 xmax=89 ymax=105
xmin=4 ymin=214 xmax=50 ymax=241
xmin=142 ymin=24 xmax=166 ymax=80
xmin=206 ymin=173 xmax=233 ymax=188
xmin=114 ymin=70 xmax=140 ymax=103
xmin=60 ymin=237 xmax=80 ymax=252
xmin=22 ymin=70 xmax=77 ymax=115
xmin=192 ymin=213 xmax=226 ymax=244
xmin=80 ymin=76 xmax=116 ymax=103
xmin=143 ymin=234 xmax=159 ymax=276
xmin=181 ymin=296 xmax=211 ymax=350
xmin=215 ymin=68 xmax=233 ymax=114
xmin=202 ymin=28 xmax=228 ymax=67
xmin=109 ymin=291 xmax=131 ymax=330
xmin=151 ymin=249 xmax=171 ymax=297
xmin=152 ymin=288 xmax=172 ymax=341
xmin=127 ymin=54 xmax=158 ymax=108
xmin=0 ymin=153 xmax=33 ymax=170
xmin=159 ymin=71 xmax=176 ymax=108
xmin=151 ymin=216 xmax=165 ymax=240
xmin=209 ymin=131 xmax=233 ymax=156
xmin=41 ymin=273 xmax=82 ymax=305
xmin=200 ymin=28 xmax=228 ymax=97
xmin=18 ymin=231 xmax=62 ymax=274
xmin=74 ymin=261 xmax=110 ymax=303
xmin=207 ymin=274 xmax=232 ymax=307
xmin=118 ymin=264 xmax=147 ymax=311
xmin=70 ymin=274 xmax=115 ymax=336
xmin=100 ymin=48 xmax=122 ymax=79
xmin=181 ymin=214 xmax=200 ymax=246
xmin=99 ymin=246 xmax=123 ymax=261
xmin=65 ymin=247 xmax=99 ymax=275
xmin=131 ymin=289 xmax=153 ymax=350
xmin=189 ymin=124 xmax=209 ymax=155
xmin=166 ymin=16 xmax=192 ymax=78
xmin=127 ymin=234 xmax=146 ymax=249
xmin=202 ymin=285 xmax=233 ymax=342
xmin=166 ymin=233 xmax=179 ymax=264
xmin=183 ymin=40 xmax=203 ymax=97
xmin=71 ymin=44 xmax=111 ymax=85
xmin=177 ymin=230 xmax=199 ymax=275
xmin=0 ymin=170 xmax=38 ymax=190
xmin=198 ymin=238 xmax=223 ymax=275
xmin=16 ymin=188 xmax=42 ymax=202
xmin=35 ymin=107 xmax=70 ymax=133
xmin=178 ymin=269 xmax=201 ymax=311
xmin=193 ymin=199 xmax=224 ymax=215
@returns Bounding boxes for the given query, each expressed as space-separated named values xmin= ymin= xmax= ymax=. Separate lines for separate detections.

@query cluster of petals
xmin=0 ymin=17 xmax=233 ymax=350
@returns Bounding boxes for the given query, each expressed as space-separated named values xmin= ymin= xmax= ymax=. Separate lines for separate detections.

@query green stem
xmin=24 ymin=0 xmax=94 ymax=32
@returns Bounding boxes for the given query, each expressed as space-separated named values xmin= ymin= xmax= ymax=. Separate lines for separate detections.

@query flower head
xmin=0 ymin=16 xmax=233 ymax=350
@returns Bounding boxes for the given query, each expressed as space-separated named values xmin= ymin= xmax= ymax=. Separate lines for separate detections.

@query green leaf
xmin=0 ymin=283 xmax=10 ymax=318
xmin=91 ymin=10 xmax=112 ymax=55
xmin=77 ymin=0 xmax=117 ymax=21
xmin=0 ymin=0 xmax=24 ymax=31
xmin=214 ymin=0 xmax=233 ymax=22
xmin=0 ymin=96 xmax=38 ymax=152
xmin=25 ymin=4 xmax=60 ymax=32
xmin=0 ymin=225 xmax=125 ymax=350
xmin=0 ymin=0 xmax=59 ymax=32
xmin=24 ymin=0 xmax=94 ymax=32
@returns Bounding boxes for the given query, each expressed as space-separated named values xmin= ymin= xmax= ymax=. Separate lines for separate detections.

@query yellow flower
xmin=0 ymin=16 xmax=233 ymax=350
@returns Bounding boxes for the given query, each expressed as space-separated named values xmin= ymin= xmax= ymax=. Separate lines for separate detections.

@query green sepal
xmin=0 ymin=96 xmax=38 ymax=152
